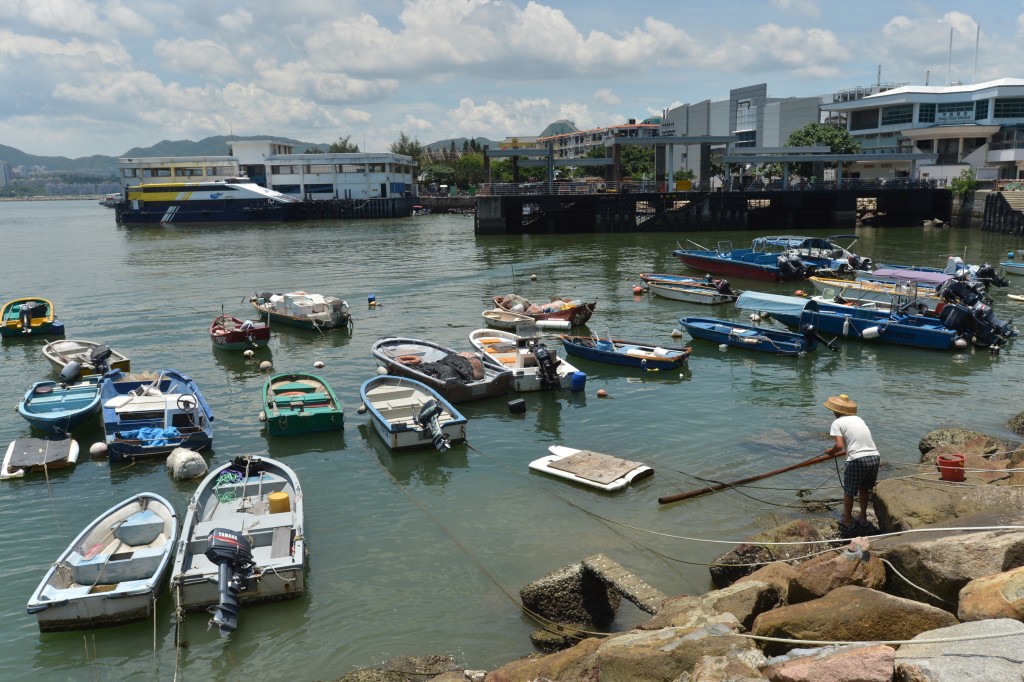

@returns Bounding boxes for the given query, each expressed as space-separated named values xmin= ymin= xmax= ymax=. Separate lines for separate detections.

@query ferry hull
xmin=116 ymin=200 xmax=297 ymax=224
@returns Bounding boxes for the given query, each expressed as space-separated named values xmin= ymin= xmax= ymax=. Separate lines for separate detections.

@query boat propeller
xmin=529 ymin=341 xmax=560 ymax=389
xmin=415 ymin=399 xmax=450 ymax=452
xmin=802 ymin=324 xmax=840 ymax=352
xmin=204 ymin=528 xmax=255 ymax=637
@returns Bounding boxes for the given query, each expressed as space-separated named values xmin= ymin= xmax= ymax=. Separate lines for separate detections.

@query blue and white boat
xmin=999 ymin=261 xmax=1024 ymax=277
xmin=673 ymin=235 xmax=869 ymax=283
xmin=17 ymin=375 xmax=102 ymax=435
xmin=117 ymin=178 xmax=302 ymax=224
xmin=877 ymin=257 xmax=1008 ymax=288
xmin=678 ymin=316 xmax=829 ymax=356
xmin=560 ymin=332 xmax=691 ymax=370
xmin=359 ymin=376 xmax=467 ymax=452
xmin=99 ymin=369 xmax=214 ymax=462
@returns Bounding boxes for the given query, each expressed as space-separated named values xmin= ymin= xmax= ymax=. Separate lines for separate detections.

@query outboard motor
xmin=937 ymin=279 xmax=992 ymax=307
xmin=18 ymin=301 xmax=36 ymax=333
xmin=204 ymin=528 xmax=255 ymax=637
xmin=58 ymin=361 xmax=82 ymax=386
xmin=975 ymin=263 xmax=1009 ymax=288
xmin=88 ymin=344 xmax=114 ymax=375
xmin=414 ymin=399 xmax=450 ymax=452
xmin=970 ymin=301 xmax=1016 ymax=346
xmin=776 ymin=254 xmax=806 ymax=279
xmin=715 ymin=278 xmax=734 ymax=296
xmin=529 ymin=341 xmax=560 ymax=389
xmin=801 ymin=323 xmax=839 ymax=352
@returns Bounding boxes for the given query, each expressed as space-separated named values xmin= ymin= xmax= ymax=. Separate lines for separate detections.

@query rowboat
xmin=999 ymin=261 xmax=1024 ymax=276
xmin=18 ymin=375 xmax=102 ymax=435
xmin=99 ymin=369 xmax=214 ymax=462
xmin=2 ymin=436 xmax=79 ymax=480
xmin=468 ymin=328 xmax=577 ymax=391
xmin=371 ymin=337 xmax=512 ymax=403
xmin=678 ymin=316 xmax=827 ymax=356
xmin=646 ymin=280 xmax=736 ymax=305
xmin=26 ymin=493 xmax=178 ymax=631
xmin=359 ymin=375 xmax=467 ymax=451
xmin=261 ymin=372 xmax=344 ymax=436
xmin=1 ymin=297 xmax=65 ymax=337
xmin=210 ymin=314 xmax=270 ymax=351
xmin=170 ymin=455 xmax=305 ymax=637
xmin=482 ymin=307 xmax=536 ymax=330
xmin=529 ymin=445 xmax=653 ymax=492
xmin=560 ymin=333 xmax=690 ymax=371
xmin=250 ymin=291 xmax=351 ymax=331
xmin=492 ymin=294 xmax=596 ymax=327
xmin=41 ymin=339 xmax=130 ymax=377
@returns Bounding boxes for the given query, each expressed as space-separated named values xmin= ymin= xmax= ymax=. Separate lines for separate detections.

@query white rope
xmin=880 ymin=558 xmax=954 ymax=605
xmin=739 ymin=628 xmax=1024 ymax=647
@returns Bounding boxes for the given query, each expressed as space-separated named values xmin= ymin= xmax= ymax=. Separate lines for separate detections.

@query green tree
xmin=328 ymin=135 xmax=359 ymax=153
xmin=420 ymin=163 xmax=455 ymax=185
xmin=455 ymin=152 xmax=485 ymax=189
xmin=949 ymin=167 xmax=978 ymax=198
xmin=673 ymin=168 xmax=696 ymax=181
xmin=619 ymin=145 xmax=654 ymax=180
xmin=390 ymin=131 xmax=423 ymax=166
xmin=763 ymin=122 xmax=860 ymax=179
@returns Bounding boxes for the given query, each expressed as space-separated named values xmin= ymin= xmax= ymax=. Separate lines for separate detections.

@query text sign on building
xmin=936 ymin=110 xmax=974 ymax=124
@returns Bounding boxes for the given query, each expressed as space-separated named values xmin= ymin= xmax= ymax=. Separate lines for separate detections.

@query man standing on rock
xmin=823 ymin=394 xmax=880 ymax=534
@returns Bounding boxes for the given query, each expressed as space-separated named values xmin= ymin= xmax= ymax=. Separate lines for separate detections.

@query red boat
xmin=492 ymin=294 xmax=596 ymax=327
xmin=209 ymin=314 xmax=270 ymax=351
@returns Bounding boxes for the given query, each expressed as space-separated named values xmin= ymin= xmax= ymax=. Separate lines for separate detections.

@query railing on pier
xmin=479 ymin=177 xmax=946 ymax=197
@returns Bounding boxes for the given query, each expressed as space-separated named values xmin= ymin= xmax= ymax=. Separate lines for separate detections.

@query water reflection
xmin=210 ymin=344 xmax=273 ymax=380
xmin=260 ymin=428 xmax=346 ymax=458
xmin=358 ymin=423 xmax=468 ymax=487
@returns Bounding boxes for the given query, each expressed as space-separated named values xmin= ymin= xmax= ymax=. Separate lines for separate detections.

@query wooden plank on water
xmin=548 ymin=450 xmax=643 ymax=485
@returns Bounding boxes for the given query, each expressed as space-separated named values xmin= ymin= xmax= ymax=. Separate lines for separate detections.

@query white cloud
xmin=154 ymin=38 xmax=245 ymax=78
xmin=770 ymin=0 xmax=821 ymax=19
xmin=218 ymin=8 xmax=253 ymax=32
xmin=0 ymin=29 xmax=132 ymax=67
xmin=4 ymin=0 xmax=107 ymax=38
xmin=103 ymin=1 xmax=156 ymax=35
xmin=594 ymin=89 xmax=621 ymax=105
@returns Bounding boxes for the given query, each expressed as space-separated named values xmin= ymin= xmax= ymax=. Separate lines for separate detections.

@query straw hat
xmin=824 ymin=394 xmax=857 ymax=415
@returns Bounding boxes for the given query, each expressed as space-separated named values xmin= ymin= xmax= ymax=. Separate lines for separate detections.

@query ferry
xmin=115 ymin=178 xmax=301 ymax=224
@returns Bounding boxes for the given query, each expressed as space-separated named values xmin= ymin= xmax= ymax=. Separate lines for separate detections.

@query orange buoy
xmin=596 ymin=389 xmax=608 ymax=398
xmin=632 ymin=285 xmax=643 ymax=295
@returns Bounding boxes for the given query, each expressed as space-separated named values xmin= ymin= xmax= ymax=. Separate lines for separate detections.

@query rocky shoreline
xmin=337 ymin=425 xmax=1024 ymax=682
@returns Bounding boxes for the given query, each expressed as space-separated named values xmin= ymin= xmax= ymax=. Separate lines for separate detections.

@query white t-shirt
xmin=829 ymin=415 xmax=880 ymax=462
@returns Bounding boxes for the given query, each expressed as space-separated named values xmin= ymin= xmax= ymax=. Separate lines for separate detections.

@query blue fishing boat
xmin=560 ymin=333 xmax=691 ymax=370
xmin=99 ymin=369 xmax=214 ymax=462
xmin=735 ymin=291 xmax=1014 ymax=350
xmin=673 ymin=235 xmax=869 ymax=283
xmin=678 ymin=316 xmax=830 ymax=356
xmin=18 ymin=375 xmax=102 ymax=435
xmin=359 ymin=375 xmax=467 ymax=452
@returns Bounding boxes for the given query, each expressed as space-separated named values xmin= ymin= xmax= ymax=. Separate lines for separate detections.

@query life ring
xmin=396 ymin=354 xmax=421 ymax=365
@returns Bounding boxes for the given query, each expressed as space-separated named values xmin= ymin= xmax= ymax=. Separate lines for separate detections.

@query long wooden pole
xmin=658 ymin=451 xmax=842 ymax=505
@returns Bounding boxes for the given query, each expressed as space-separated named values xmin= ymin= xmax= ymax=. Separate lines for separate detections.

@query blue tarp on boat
xmin=735 ymin=291 xmax=818 ymax=317
xmin=117 ymin=426 xmax=181 ymax=446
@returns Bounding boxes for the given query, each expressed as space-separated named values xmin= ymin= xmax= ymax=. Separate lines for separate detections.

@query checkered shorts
xmin=842 ymin=455 xmax=880 ymax=497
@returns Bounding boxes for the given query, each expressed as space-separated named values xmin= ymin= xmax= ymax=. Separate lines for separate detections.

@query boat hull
xmin=529 ymin=446 xmax=654 ymax=492
xmin=771 ymin=308 xmax=957 ymax=350
xmin=262 ymin=373 xmax=344 ymax=436
xmin=360 ymin=376 xmax=467 ymax=450
xmin=646 ymin=281 xmax=735 ymax=305
xmin=250 ymin=298 xmax=351 ymax=331
xmin=560 ymin=336 xmax=690 ymax=370
xmin=42 ymin=339 xmax=131 ymax=376
xmin=491 ymin=297 xmax=596 ymax=326
xmin=116 ymin=199 xmax=298 ymax=224
xmin=372 ymin=337 xmax=513 ymax=403
xmin=210 ymin=315 xmax=271 ymax=350
xmin=18 ymin=377 xmax=102 ymax=435
xmin=679 ymin=317 xmax=814 ymax=356
xmin=2 ymin=437 xmax=79 ymax=479
xmin=469 ymin=329 xmax=576 ymax=391
xmin=674 ymin=252 xmax=790 ymax=282
xmin=1 ymin=298 xmax=64 ymax=337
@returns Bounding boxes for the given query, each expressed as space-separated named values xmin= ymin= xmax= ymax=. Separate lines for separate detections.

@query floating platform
xmin=530 ymin=446 xmax=653 ymax=491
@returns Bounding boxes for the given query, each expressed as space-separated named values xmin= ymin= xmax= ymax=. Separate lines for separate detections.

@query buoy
xmin=530 ymin=274 xmax=537 ymax=281
xmin=356 ymin=403 xmax=367 ymax=414
xmin=718 ymin=343 xmax=728 ymax=351
xmin=313 ymin=360 xmax=325 ymax=369
xmin=670 ymin=329 xmax=683 ymax=338
xmin=632 ymin=285 xmax=643 ymax=295
xmin=89 ymin=442 xmax=107 ymax=457
xmin=842 ymin=317 xmax=851 ymax=337
xmin=794 ymin=290 xmax=805 ymax=297
xmin=954 ymin=337 xmax=969 ymax=348
xmin=243 ymin=349 xmax=255 ymax=358
xmin=376 ymin=366 xmax=388 ymax=375
xmin=569 ymin=371 xmax=587 ymax=392
xmin=259 ymin=360 xmax=273 ymax=371
xmin=259 ymin=412 xmax=267 ymax=421
xmin=507 ymin=398 xmax=526 ymax=414
xmin=368 ymin=294 xmax=376 ymax=305
xmin=596 ymin=389 xmax=608 ymax=398
xmin=1009 ymin=252 xmax=1015 ymax=259
xmin=861 ymin=326 xmax=880 ymax=339
xmin=749 ymin=313 xmax=761 ymax=323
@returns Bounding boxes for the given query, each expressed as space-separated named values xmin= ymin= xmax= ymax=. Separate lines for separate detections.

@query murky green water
xmin=1 ymin=200 xmax=1022 ymax=680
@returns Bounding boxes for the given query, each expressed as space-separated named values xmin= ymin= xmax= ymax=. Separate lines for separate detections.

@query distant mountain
xmin=120 ymin=135 xmax=326 ymax=158
xmin=0 ymin=144 xmax=116 ymax=172
xmin=424 ymin=136 xmax=500 ymax=151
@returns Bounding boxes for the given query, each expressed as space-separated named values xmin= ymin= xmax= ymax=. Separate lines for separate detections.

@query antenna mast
xmin=973 ymin=24 xmax=980 ymax=83
xmin=946 ymin=27 xmax=953 ymax=86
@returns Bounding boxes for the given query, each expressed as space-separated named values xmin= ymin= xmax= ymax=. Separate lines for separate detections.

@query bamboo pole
xmin=658 ymin=451 xmax=842 ymax=505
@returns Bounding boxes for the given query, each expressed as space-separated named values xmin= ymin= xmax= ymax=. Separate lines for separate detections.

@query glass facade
xmin=918 ymin=103 xmax=936 ymax=123
xmin=994 ymin=98 xmax=1024 ymax=118
xmin=881 ymin=104 xmax=913 ymax=126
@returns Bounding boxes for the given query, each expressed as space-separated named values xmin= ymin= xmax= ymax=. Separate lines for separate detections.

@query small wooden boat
xmin=26 ymin=493 xmax=178 ymax=631
xmin=171 ymin=455 xmax=305 ymax=637
xmin=2 ymin=436 xmax=79 ymax=480
xmin=482 ymin=307 xmax=535 ymax=330
xmin=679 ymin=316 xmax=826 ymax=356
xmin=646 ymin=280 xmax=737 ymax=305
xmin=560 ymin=333 xmax=690 ymax=371
xmin=42 ymin=339 xmax=130 ymax=377
xmin=250 ymin=291 xmax=351 ymax=331
xmin=469 ymin=328 xmax=577 ymax=391
xmin=359 ymin=375 xmax=467 ymax=451
xmin=492 ymin=294 xmax=596 ymax=327
xmin=99 ymin=369 xmax=214 ymax=462
xmin=18 ymin=375 xmax=102 ymax=435
xmin=261 ymin=372 xmax=344 ymax=436
xmin=372 ymin=337 xmax=512 ymax=403
xmin=529 ymin=445 xmax=653 ymax=492
xmin=1000 ymin=261 xmax=1024 ymax=276
xmin=210 ymin=314 xmax=270 ymax=351
xmin=1 ymin=297 xmax=65 ymax=337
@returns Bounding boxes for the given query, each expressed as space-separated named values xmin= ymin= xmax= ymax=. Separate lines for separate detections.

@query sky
xmin=2 ymin=0 xmax=1023 ymax=159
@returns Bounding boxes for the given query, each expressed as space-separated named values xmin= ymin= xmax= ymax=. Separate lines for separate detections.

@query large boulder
xmin=872 ymin=477 xmax=1024 ymax=531
xmin=760 ymin=643 xmax=895 ymax=682
xmin=957 ymin=565 xmax=1024 ymax=622
xmin=519 ymin=561 xmax=621 ymax=629
xmin=917 ymin=428 xmax=1014 ymax=457
xmin=736 ymin=563 xmax=801 ymax=606
xmin=894 ymin=618 xmax=1024 ymax=681
xmin=750 ymin=586 xmax=958 ymax=656
xmin=709 ymin=519 xmax=838 ymax=588
xmin=638 ymin=581 xmax=782 ymax=632
xmin=871 ymin=510 xmax=1024 ymax=610
xmin=787 ymin=541 xmax=886 ymax=603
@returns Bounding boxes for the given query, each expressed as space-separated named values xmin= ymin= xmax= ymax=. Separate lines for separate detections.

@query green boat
xmin=261 ymin=372 xmax=344 ymax=436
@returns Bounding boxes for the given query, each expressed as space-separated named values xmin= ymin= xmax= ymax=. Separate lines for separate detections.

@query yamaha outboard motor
xmin=204 ymin=528 xmax=255 ymax=637
xmin=937 ymin=279 xmax=991 ymax=307
xmin=19 ymin=301 xmax=36 ymax=333
xmin=414 ymin=399 xmax=450 ymax=452
xmin=715 ymin=278 xmax=734 ymax=296
xmin=801 ymin=323 xmax=839 ymax=352
xmin=776 ymin=253 xmax=807 ymax=280
xmin=88 ymin=344 xmax=114 ymax=375
xmin=974 ymin=263 xmax=1009 ymax=288
xmin=530 ymin=341 xmax=560 ymax=389
xmin=940 ymin=302 xmax=1016 ymax=347
xmin=58 ymin=361 xmax=82 ymax=386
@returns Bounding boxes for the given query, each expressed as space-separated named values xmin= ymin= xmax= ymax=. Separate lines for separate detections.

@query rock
xmin=736 ymin=563 xmax=801 ymax=605
xmin=872 ymin=477 xmax=1024 ymax=531
xmin=638 ymin=581 xmax=781 ymax=632
xmin=334 ymin=654 xmax=458 ymax=681
xmin=685 ymin=652 xmax=767 ymax=681
xmin=166 ymin=447 xmax=207 ymax=481
xmin=750 ymin=586 xmax=958 ymax=656
xmin=871 ymin=510 xmax=1024 ymax=609
xmin=519 ymin=561 xmax=621 ymax=629
xmin=1008 ymin=411 xmax=1024 ymax=435
xmin=787 ymin=544 xmax=887 ymax=603
xmin=709 ymin=519 xmax=839 ymax=588
xmin=894 ymin=618 xmax=1024 ymax=681
xmin=917 ymin=428 xmax=1013 ymax=458
xmin=760 ymin=643 xmax=895 ymax=682
xmin=957 ymin=565 xmax=1024 ymax=621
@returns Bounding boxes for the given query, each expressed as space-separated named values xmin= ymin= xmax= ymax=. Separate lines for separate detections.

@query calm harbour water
xmin=2 ymin=200 xmax=1024 ymax=680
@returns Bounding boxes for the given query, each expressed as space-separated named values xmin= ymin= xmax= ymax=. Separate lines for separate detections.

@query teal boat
xmin=261 ymin=373 xmax=344 ymax=436
xmin=18 ymin=375 xmax=102 ymax=435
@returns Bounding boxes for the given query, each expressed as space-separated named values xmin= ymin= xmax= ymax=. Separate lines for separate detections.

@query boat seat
xmin=114 ymin=509 xmax=164 ymax=546
xmin=68 ymin=545 xmax=166 ymax=585
xmin=270 ymin=527 xmax=292 ymax=558
xmin=273 ymin=392 xmax=330 ymax=407
xmin=272 ymin=382 xmax=317 ymax=394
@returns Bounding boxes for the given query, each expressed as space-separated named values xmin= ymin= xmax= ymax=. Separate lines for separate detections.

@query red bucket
xmin=937 ymin=453 xmax=965 ymax=482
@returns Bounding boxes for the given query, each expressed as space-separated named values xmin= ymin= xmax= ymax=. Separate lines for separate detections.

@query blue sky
xmin=1 ymin=0 xmax=1021 ymax=158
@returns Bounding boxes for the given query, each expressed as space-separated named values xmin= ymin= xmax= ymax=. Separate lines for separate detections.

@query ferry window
xmin=918 ymin=103 xmax=936 ymax=123
xmin=850 ymin=108 xmax=879 ymax=131
xmin=881 ymin=104 xmax=913 ymax=126
xmin=156 ymin=169 xmax=171 ymax=177
xmin=994 ymin=98 xmax=1024 ymax=118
